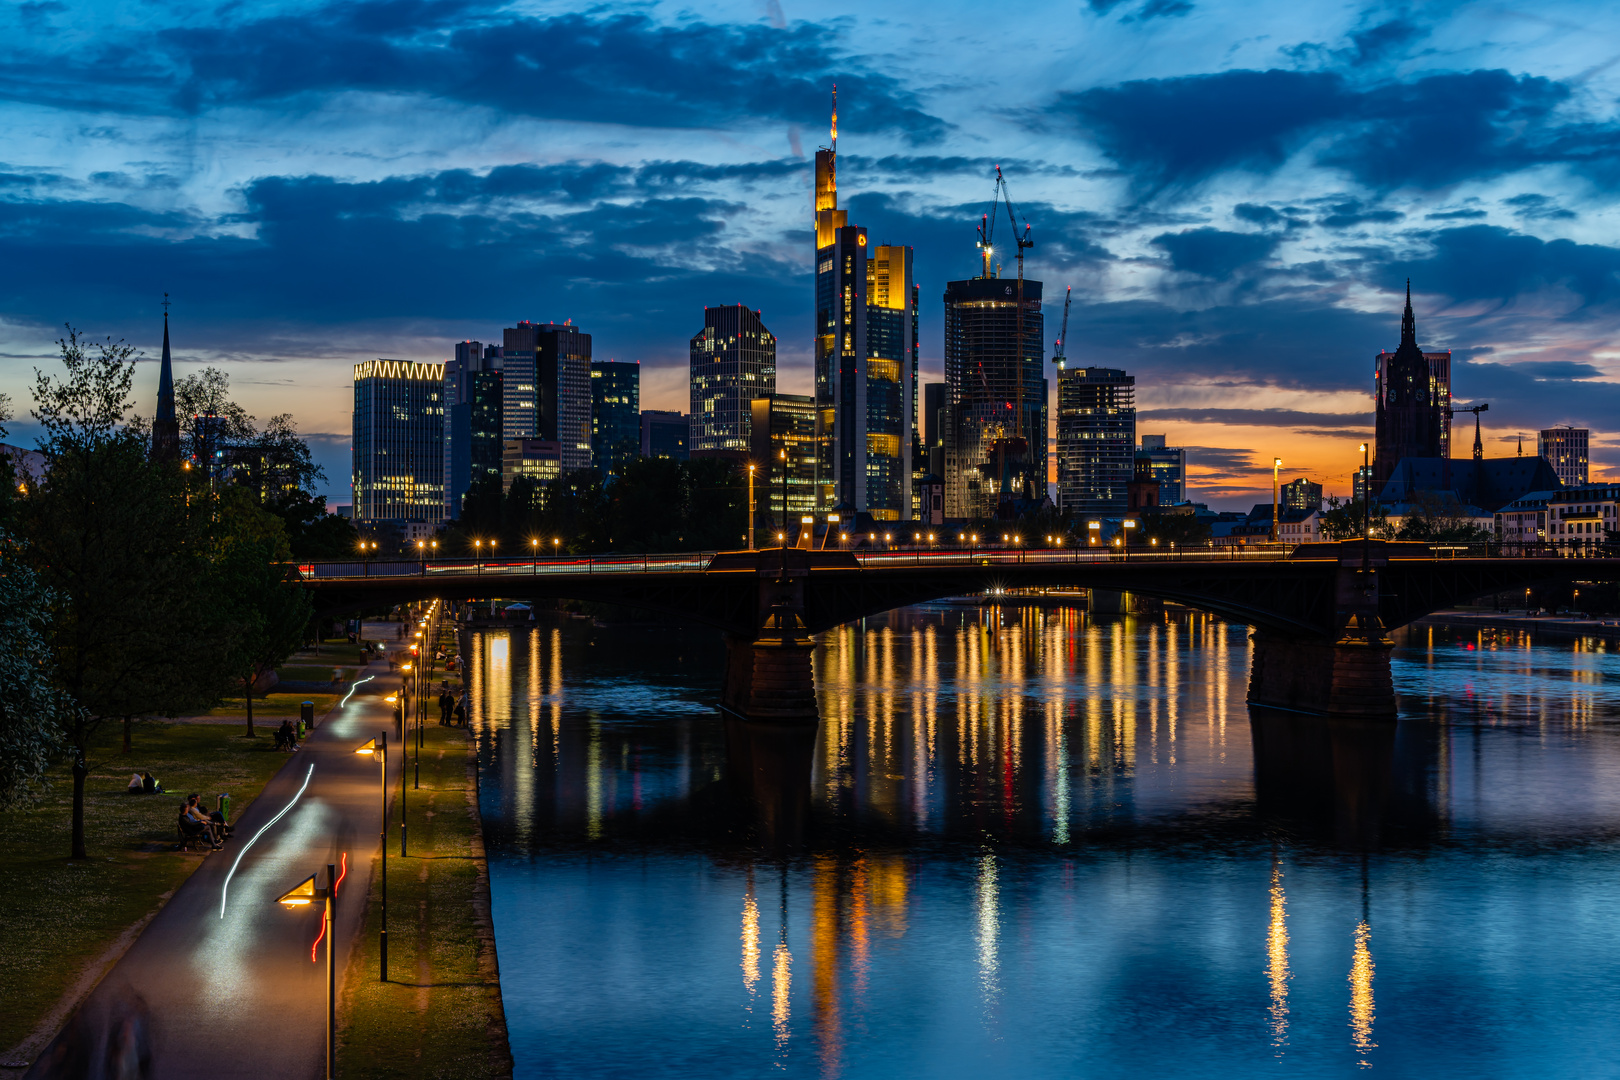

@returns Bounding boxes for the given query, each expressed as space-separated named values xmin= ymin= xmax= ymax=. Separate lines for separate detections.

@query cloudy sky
xmin=2 ymin=0 xmax=1618 ymax=507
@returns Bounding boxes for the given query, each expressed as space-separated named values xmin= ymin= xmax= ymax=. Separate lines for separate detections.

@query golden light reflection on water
xmin=771 ymin=939 xmax=792 ymax=1050
xmin=975 ymin=851 xmax=1000 ymax=1017
xmin=741 ymin=878 xmax=761 ymax=1001
xmin=1267 ymin=857 xmax=1291 ymax=1053
xmin=1349 ymin=919 xmax=1375 ymax=1064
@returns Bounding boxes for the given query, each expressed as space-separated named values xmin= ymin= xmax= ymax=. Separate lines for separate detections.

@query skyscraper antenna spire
xmin=831 ymin=83 xmax=837 ymax=153
xmin=1400 ymin=277 xmax=1416 ymax=347
xmin=151 ymin=292 xmax=180 ymax=462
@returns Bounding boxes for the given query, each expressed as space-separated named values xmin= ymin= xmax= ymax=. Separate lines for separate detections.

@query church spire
xmin=151 ymin=294 xmax=181 ymax=462
xmin=1400 ymin=278 xmax=1416 ymax=348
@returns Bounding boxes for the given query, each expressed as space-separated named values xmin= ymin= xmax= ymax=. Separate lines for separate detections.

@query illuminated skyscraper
xmin=944 ymin=276 xmax=1046 ymax=520
xmin=352 ymin=359 xmax=445 ymax=525
xmin=1538 ymin=426 xmax=1589 ymax=487
xmin=812 ymin=90 xmax=916 ymax=518
xmin=590 ymin=360 xmax=640 ymax=480
xmin=444 ymin=340 xmax=503 ymax=518
xmin=1054 ymin=366 xmax=1132 ymax=517
xmin=690 ymin=305 xmax=776 ymax=456
xmin=751 ymin=394 xmax=818 ymax=527
xmin=504 ymin=321 xmax=592 ymax=472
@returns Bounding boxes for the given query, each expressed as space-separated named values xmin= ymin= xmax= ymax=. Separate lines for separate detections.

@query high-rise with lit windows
xmin=1539 ymin=426 xmax=1589 ymax=487
xmin=504 ymin=321 xmax=592 ymax=472
xmin=590 ymin=360 xmax=640 ymax=480
xmin=689 ymin=305 xmax=776 ymax=456
xmin=1054 ymin=366 xmax=1133 ymax=517
xmin=353 ymin=359 xmax=445 ymax=526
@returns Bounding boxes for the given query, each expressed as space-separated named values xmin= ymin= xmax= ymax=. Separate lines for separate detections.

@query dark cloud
xmin=1399 ymin=224 xmax=1620 ymax=308
xmin=150 ymin=7 xmax=945 ymax=141
xmin=1426 ymin=208 xmax=1487 ymax=220
xmin=1053 ymin=66 xmax=1609 ymax=193
xmin=1318 ymin=199 xmax=1403 ymax=229
xmin=1179 ymin=446 xmax=1258 ymax=473
xmin=1140 ymin=408 xmax=1371 ymax=429
xmin=1346 ymin=18 xmax=1427 ymax=67
xmin=1508 ymin=360 xmax=1606 ymax=380
xmin=1088 ymin=0 xmax=1194 ymax=21
xmin=1151 ymin=227 xmax=1279 ymax=278
xmin=1505 ymin=193 xmax=1576 ymax=221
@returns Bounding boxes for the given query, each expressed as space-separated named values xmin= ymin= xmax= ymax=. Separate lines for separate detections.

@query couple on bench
xmin=177 ymin=794 xmax=230 ymax=851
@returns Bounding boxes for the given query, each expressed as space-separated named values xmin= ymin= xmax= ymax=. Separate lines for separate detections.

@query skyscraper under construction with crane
xmin=943 ymin=169 xmax=1046 ymax=521
xmin=813 ymin=89 xmax=917 ymax=520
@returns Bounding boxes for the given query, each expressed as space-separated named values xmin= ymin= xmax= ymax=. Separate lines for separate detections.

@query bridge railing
xmin=293 ymin=540 xmax=1614 ymax=581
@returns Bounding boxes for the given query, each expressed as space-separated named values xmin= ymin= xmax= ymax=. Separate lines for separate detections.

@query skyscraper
xmin=443 ymin=340 xmax=503 ymax=518
xmin=689 ymin=305 xmax=776 ymax=456
xmin=504 ymin=321 xmax=592 ymax=472
xmin=352 ymin=359 xmax=445 ymax=526
xmin=591 ymin=360 xmax=641 ymax=480
xmin=151 ymin=297 xmax=180 ymax=463
xmin=1139 ymin=435 xmax=1187 ymax=504
xmin=1373 ymin=283 xmax=1450 ymax=484
xmin=1055 ymin=367 xmax=1134 ymax=517
xmin=944 ymin=276 xmax=1046 ymax=520
xmin=811 ymin=92 xmax=917 ymax=518
xmin=750 ymin=394 xmax=818 ymax=528
xmin=1538 ymin=426 xmax=1588 ymax=487
xmin=641 ymin=410 xmax=689 ymax=460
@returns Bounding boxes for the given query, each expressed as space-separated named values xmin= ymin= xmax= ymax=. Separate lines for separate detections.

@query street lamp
xmin=354 ymin=735 xmax=389 ymax=980
xmin=474 ymin=539 xmax=483 ymax=576
xmin=778 ymin=448 xmax=788 ymax=544
xmin=747 ymin=464 xmax=757 ymax=551
xmin=530 ymin=538 xmax=538 ymax=575
xmin=1272 ymin=458 xmax=1283 ymax=542
xmin=275 ymin=864 xmax=338 ymax=1080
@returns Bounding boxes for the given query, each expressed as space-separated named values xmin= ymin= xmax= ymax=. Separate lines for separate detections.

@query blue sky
xmin=2 ymin=0 xmax=1618 ymax=507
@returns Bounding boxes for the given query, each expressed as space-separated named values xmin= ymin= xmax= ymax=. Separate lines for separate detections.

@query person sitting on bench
xmin=185 ymin=794 xmax=224 ymax=847
xmin=274 ymin=719 xmax=299 ymax=752
xmin=178 ymin=802 xmax=219 ymax=850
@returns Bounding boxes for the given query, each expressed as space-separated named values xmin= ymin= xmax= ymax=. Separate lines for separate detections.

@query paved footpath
xmin=26 ymin=648 xmax=414 ymax=1080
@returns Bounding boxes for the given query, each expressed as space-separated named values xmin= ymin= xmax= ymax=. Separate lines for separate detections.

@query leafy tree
xmin=24 ymin=329 xmax=226 ymax=857
xmin=1394 ymin=490 xmax=1492 ymax=543
xmin=1138 ymin=511 xmax=1214 ymax=548
xmin=266 ymin=488 xmax=359 ymax=560
xmin=1319 ymin=496 xmax=1394 ymax=541
xmin=233 ymin=413 xmax=327 ymax=502
xmin=0 ymin=533 xmax=73 ymax=809
xmin=215 ymin=487 xmax=313 ymax=737
xmin=174 ymin=366 xmax=256 ymax=466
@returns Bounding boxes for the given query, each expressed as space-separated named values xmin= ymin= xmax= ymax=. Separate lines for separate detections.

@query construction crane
xmin=1053 ymin=287 xmax=1072 ymax=370
xmin=1447 ymin=403 xmax=1490 ymax=460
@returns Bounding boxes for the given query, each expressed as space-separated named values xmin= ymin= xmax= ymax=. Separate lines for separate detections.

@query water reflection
xmin=476 ymin=608 xmax=1620 ymax=1079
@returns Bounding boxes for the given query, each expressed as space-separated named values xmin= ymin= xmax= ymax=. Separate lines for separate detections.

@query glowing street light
xmin=354 ymin=735 xmax=389 ymax=980
xmin=275 ymin=864 xmax=338 ymax=1079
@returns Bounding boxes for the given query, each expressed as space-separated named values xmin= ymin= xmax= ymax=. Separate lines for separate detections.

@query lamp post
xmin=530 ymin=538 xmax=538 ymax=575
xmin=474 ymin=539 xmax=483 ymax=575
xmin=1359 ymin=442 xmax=1371 ymax=592
xmin=778 ymin=448 xmax=788 ymax=551
xmin=748 ymin=464 xmax=757 ymax=551
xmin=275 ymin=865 xmax=337 ymax=1079
xmin=1272 ymin=458 xmax=1282 ymax=542
xmin=354 ymin=735 xmax=388 ymax=980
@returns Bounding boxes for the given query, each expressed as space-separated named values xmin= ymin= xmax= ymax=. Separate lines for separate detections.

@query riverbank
xmin=1414 ymin=610 xmax=1620 ymax=642
xmin=0 ymin=722 xmax=291 ymax=1066
xmin=337 ymin=618 xmax=512 ymax=1078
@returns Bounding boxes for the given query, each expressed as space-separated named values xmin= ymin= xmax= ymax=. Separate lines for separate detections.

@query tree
xmin=1394 ymin=490 xmax=1492 ymax=543
xmin=266 ymin=488 xmax=360 ymax=560
xmin=1138 ymin=511 xmax=1214 ymax=548
xmin=215 ymin=487 xmax=313 ymax=737
xmin=0 ymin=533 xmax=73 ymax=809
xmin=1319 ymin=496 xmax=1394 ymax=541
xmin=174 ymin=366 xmax=256 ymax=467
xmin=24 ymin=329 xmax=227 ymax=858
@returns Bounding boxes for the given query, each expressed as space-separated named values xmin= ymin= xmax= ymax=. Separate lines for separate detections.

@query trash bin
xmin=301 ymin=700 xmax=315 ymax=729
xmin=216 ymin=793 xmax=231 ymax=822
xmin=296 ymin=718 xmax=306 ymax=739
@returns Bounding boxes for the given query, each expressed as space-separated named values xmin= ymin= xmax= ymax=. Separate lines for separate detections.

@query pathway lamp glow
xmin=354 ymin=735 xmax=390 ymax=980
xmin=531 ymin=538 xmax=539 ymax=574
xmin=1272 ymin=458 xmax=1282 ymax=542
xmin=747 ymin=464 xmax=757 ymax=550
xmin=275 ymin=864 xmax=338 ymax=1079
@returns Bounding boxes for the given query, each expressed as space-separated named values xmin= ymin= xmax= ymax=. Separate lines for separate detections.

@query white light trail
xmin=341 ymin=674 xmax=375 ymax=707
xmin=220 ymin=763 xmax=316 ymax=918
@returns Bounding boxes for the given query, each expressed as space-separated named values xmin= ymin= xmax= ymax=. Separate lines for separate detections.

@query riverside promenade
xmin=24 ymin=653 xmax=407 ymax=1079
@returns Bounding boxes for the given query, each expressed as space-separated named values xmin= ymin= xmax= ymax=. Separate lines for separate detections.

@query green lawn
xmin=338 ymin=714 xmax=510 ymax=1077
xmin=206 ymin=690 xmax=341 ymax=721
xmin=0 ymin=723 xmax=292 ymax=1054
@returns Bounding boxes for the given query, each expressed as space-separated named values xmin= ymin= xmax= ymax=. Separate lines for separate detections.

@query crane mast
xmin=1053 ymin=287 xmax=1072 ymax=369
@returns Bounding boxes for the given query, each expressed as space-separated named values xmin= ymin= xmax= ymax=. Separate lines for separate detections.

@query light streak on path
xmin=220 ymin=763 xmax=315 ymax=918
xmin=342 ymin=674 xmax=375 ymax=706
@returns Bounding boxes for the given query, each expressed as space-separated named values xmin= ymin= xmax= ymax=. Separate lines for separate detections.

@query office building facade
xmin=690 ymin=305 xmax=776 ymax=456
xmin=1374 ymin=284 xmax=1451 ymax=484
xmin=864 ymin=245 xmax=917 ymax=521
xmin=1280 ymin=477 xmax=1324 ymax=511
xmin=750 ymin=394 xmax=818 ymax=527
xmin=1054 ymin=367 xmax=1134 ymax=518
xmin=944 ymin=275 xmax=1046 ymax=520
xmin=1139 ymin=435 xmax=1187 ymax=505
xmin=352 ymin=359 xmax=445 ymax=525
xmin=591 ymin=360 xmax=641 ymax=480
xmin=504 ymin=321 xmax=592 ymax=472
xmin=1539 ymin=426 xmax=1589 ymax=487
xmin=502 ymin=438 xmax=562 ymax=493
xmin=443 ymin=340 xmax=504 ymax=518
xmin=641 ymin=410 xmax=689 ymax=460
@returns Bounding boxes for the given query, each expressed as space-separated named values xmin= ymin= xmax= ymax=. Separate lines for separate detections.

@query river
xmin=468 ymin=605 xmax=1620 ymax=1078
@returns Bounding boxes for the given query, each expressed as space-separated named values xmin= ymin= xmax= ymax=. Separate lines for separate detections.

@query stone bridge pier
xmin=1247 ymin=544 xmax=1396 ymax=719
xmin=719 ymin=554 xmax=820 ymax=725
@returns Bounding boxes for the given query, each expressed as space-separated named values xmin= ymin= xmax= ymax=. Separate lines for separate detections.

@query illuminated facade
xmin=502 ymin=438 xmax=562 ymax=494
xmin=811 ymin=94 xmax=917 ymax=518
xmin=750 ymin=394 xmax=819 ymax=526
xmin=444 ymin=340 xmax=503 ymax=518
xmin=352 ymin=359 xmax=446 ymax=525
xmin=1055 ymin=366 xmax=1133 ymax=517
xmin=641 ymin=410 xmax=689 ymax=460
xmin=1139 ymin=435 xmax=1187 ymax=505
xmin=1538 ymin=426 xmax=1589 ymax=487
xmin=690 ymin=305 xmax=777 ymax=455
xmin=590 ymin=360 xmax=640 ymax=480
xmin=944 ymin=276 xmax=1047 ymax=519
xmin=504 ymin=321 xmax=593 ymax=472
xmin=1373 ymin=284 xmax=1450 ymax=484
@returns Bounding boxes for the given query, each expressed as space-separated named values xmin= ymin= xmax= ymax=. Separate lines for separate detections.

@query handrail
xmin=292 ymin=541 xmax=1619 ymax=581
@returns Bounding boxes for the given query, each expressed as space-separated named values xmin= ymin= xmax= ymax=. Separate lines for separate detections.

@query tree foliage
xmin=0 ymin=534 xmax=73 ymax=809
xmin=1319 ymin=496 xmax=1395 ymax=541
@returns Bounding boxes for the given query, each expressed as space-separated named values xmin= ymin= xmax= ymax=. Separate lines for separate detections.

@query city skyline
xmin=3 ymin=1 xmax=1620 ymax=508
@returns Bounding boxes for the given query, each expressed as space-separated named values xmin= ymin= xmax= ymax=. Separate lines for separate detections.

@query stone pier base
xmin=724 ymin=717 xmax=815 ymax=849
xmin=721 ymin=634 xmax=819 ymax=724
xmin=1248 ymin=633 xmax=1396 ymax=719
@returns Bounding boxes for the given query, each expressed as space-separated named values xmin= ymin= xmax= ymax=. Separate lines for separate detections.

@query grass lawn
xmin=0 ymin=722 xmax=292 ymax=1054
xmin=206 ymin=690 xmax=341 ymax=721
xmin=277 ymin=664 xmax=352 ymax=683
xmin=338 ymin=715 xmax=510 ymax=1077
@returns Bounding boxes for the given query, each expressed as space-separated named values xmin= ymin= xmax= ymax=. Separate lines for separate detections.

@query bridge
xmin=297 ymin=541 xmax=1620 ymax=721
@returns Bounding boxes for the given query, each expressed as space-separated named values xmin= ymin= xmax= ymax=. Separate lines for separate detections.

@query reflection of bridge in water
xmin=304 ymin=540 xmax=1620 ymax=720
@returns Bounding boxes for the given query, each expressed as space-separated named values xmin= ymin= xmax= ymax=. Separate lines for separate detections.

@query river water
xmin=469 ymin=606 xmax=1620 ymax=1079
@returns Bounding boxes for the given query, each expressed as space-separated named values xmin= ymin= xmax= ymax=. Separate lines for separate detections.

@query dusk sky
xmin=3 ymin=0 xmax=1619 ymax=507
